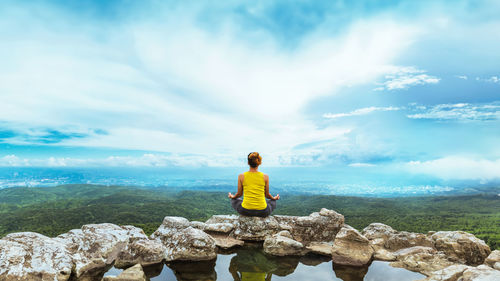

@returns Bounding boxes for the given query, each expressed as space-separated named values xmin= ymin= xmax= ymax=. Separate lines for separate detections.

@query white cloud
xmin=323 ymin=106 xmax=400 ymax=119
xmin=0 ymin=3 xmax=420 ymax=165
xmin=407 ymin=102 xmax=500 ymax=121
xmin=406 ymin=156 xmax=500 ymax=180
xmin=456 ymin=75 xmax=468 ymax=80
xmin=0 ymin=154 xmax=240 ymax=167
xmin=375 ymin=67 xmax=440 ymax=91
xmin=475 ymin=76 xmax=500 ymax=83
xmin=348 ymin=162 xmax=376 ymax=167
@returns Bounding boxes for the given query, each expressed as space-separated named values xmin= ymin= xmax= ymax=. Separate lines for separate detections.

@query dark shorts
xmin=231 ymin=198 xmax=277 ymax=217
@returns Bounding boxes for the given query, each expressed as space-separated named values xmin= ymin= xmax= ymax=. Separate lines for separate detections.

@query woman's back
xmin=241 ymin=171 xmax=267 ymax=210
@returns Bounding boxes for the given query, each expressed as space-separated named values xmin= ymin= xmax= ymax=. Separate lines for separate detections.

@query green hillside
xmin=0 ymin=184 xmax=498 ymax=250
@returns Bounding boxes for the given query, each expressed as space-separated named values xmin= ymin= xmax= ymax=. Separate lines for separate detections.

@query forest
xmin=0 ymin=184 xmax=498 ymax=250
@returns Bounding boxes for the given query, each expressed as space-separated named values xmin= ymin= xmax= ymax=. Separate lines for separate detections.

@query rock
xmin=484 ymin=250 xmax=500 ymax=270
xmin=420 ymin=264 xmax=470 ymax=281
xmin=151 ymin=216 xmax=217 ymax=261
xmin=460 ymin=264 xmax=500 ymax=281
xmin=190 ymin=221 xmax=207 ymax=230
xmin=102 ymin=264 xmax=147 ymax=281
xmin=274 ymin=208 xmax=344 ymax=243
xmin=208 ymin=233 xmax=244 ymax=249
xmin=431 ymin=231 xmax=491 ymax=265
xmin=0 ymin=232 xmax=73 ymax=281
xmin=205 ymin=215 xmax=239 ymax=225
xmin=55 ymin=224 xmax=131 ymax=278
xmin=205 ymin=223 xmax=234 ymax=233
xmin=331 ymin=225 xmax=374 ymax=266
xmin=56 ymin=223 xmax=163 ymax=278
xmin=385 ymin=231 xmax=435 ymax=251
xmin=306 ymin=242 xmax=334 ymax=256
xmin=362 ymin=224 xmax=399 ymax=261
xmin=362 ymin=223 xmax=397 ymax=240
xmin=373 ymin=248 xmax=397 ymax=261
xmin=263 ymin=231 xmax=305 ymax=256
xmin=232 ymin=216 xmax=281 ymax=241
xmin=115 ymin=233 xmax=165 ymax=268
xmin=390 ymin=246 xmax=455 ymax=276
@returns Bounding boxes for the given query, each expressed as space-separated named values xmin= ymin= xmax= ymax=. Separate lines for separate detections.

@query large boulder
xmin=102 ymin=264 xmax=147 ymax=281
xmin=484 ymin=250 xmax=500 ymax=270
xmin=263 ymin=231 xmax=305 ymax=256
xmin=431 ymin=231 xmax=491 ymax=265
xmin=0 ymin=232 xmax=73 ymax=281
xmin=385 ymin=231 xmax=434 ymax=251
xmin=232 ymin=216 xmax=281 ymax=241
xmin=151 ymin=216 xmax=217 ymax=261
xmin=274 ymin=208 xmax=344 ymax=244
xmin=362 ymin=223 xmax=399 ymax=261
xmin=331 ymin=225 xmax=374 ymax=266
xmin=390 ymin=246 xmax=455 ymax=276
xmin=460 ymin=264 xmax=500 ymax=281
xmin=114 ymin=227 xmax=165 ymax=268
xmin=55 ymin=223 xmax=163 ymax=278
xmin=362 ymin=223 xmax=398 ymax=240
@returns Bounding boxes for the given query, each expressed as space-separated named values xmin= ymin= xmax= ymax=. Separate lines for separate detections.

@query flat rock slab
xmin=209 ymin=233 xmax=244 ymax=249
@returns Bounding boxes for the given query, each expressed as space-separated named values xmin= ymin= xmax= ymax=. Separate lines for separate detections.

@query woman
xmin=228 ymin=152 xmax=280 ymax=217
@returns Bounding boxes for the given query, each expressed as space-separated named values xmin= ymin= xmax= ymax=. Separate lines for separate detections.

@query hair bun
xmin=248 ymin=152 xmax=262 ymax=167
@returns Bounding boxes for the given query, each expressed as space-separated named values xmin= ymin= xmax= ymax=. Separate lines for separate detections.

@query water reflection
xmin=103 ymin=244 xmax=425 ymax=281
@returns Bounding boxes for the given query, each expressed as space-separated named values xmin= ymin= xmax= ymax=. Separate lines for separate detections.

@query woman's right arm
xmin=228 ymin=174 xmax=244 ymax=199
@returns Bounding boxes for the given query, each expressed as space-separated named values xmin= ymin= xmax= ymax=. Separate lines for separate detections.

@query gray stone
xmin=331 ymin=225 xmax=374 ymax=266
xmin=55 ymin=223 xmax=139 ymax=278
xmin=232 ymin=216 xmax=281 ymax=241
xmin=0 ymin=232 xmax=73 ymax=281
xmin=421 ymin=264 xmax=470 ymax=281
xmin=362 ymin=223 xmax=397 ymax=240
xmin=151 ymin=217 xmax=217 ymax=261
xmin=205 ymin=223 xmax=234 ymax=233
xmin=385 ymin=231 xmax=435 ymax=251
xmin=263 ymin=231 xmax=305 ymax=256
xmin=390 ymin=246 xmax=455 ymax=276
xmin=431 ymin=231 xmax=491 ymax=265
xmin=460 ymin=265 xmax=500 ymax=281
xmin=274 ymin=208 xmax=344 ymax=244
xmin=484 ymin=250 xmax=500 ymax=270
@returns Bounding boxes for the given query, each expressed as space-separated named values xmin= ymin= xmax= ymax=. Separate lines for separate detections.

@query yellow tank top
xmin=241 ymin=272 xmax=266 ymax=281
xmin=241 ymin=171 xmax=267 ymax=210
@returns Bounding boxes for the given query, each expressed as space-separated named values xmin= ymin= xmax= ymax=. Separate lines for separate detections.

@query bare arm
xmin=228 ymin=174 xmax=244 ymax=199
xmin=264 ymin=174 xmax=280 ymax=200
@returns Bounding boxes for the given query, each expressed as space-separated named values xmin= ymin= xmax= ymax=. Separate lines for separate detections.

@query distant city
xmin=1 ymin=167 xmax=497 ymax=197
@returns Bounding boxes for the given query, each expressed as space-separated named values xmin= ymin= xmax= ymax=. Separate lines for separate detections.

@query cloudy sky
xmin=0 ymin=0 xmax=499 ymax=182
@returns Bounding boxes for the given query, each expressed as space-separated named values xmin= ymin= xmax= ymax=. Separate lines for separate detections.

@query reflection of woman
xmin=228 ymin=152 xmax=280 ymax=217
xmin=228 ymin=248 xmax=273 ymax=281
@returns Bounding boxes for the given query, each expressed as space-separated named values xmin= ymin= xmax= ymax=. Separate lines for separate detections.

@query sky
xmin=0 ymin=0 xmax=499 ymax=183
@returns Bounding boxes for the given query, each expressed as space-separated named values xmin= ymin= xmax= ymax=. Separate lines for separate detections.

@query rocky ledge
xmin=0 ymin=208 xmax=498 ymax=281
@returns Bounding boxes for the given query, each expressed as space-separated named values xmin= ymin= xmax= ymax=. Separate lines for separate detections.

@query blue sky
xmin=0 ymin=0 xmax=499 ymax=182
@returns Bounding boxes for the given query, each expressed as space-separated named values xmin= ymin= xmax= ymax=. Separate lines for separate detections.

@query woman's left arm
xmin=264 ymin=174 xmax=279 ymax=200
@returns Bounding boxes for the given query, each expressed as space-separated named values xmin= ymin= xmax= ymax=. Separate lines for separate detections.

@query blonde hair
xmin=247 ymin=152 xmax=262 ymax=168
